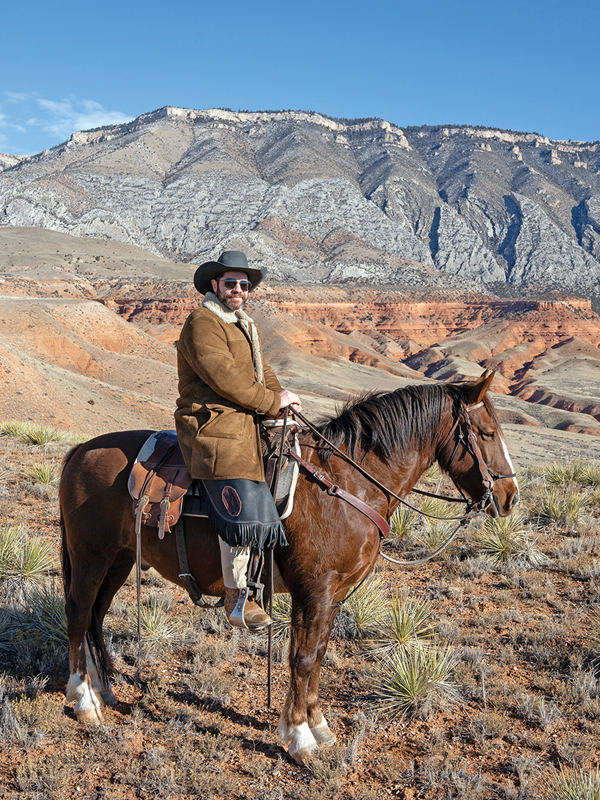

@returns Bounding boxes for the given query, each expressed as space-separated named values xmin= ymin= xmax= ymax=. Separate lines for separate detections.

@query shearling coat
xmin=174 ymin=292 xmax=282 ymax=481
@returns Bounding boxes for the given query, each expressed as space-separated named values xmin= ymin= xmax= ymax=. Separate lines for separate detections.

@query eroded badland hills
xmin=1 ymin=107 xmax=600 ymax=464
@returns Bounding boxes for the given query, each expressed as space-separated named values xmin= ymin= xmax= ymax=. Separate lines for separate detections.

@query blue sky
xmin=1 ymin=0 xmax=599 ymax=156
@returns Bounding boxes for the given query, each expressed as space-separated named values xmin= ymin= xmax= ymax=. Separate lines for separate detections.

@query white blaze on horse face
xmin=500 ymin=434 xmax=519 ymax=493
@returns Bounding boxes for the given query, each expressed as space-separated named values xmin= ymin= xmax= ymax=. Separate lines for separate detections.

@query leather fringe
xmin=206 ymin=502 xmax=288 ymax=548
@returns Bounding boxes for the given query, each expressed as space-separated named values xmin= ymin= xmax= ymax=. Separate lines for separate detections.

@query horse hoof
xmin=311 ymin=721 xmax=337 ymax=748
xmin=281 ymin=721 xmax=319 ymax=765
xmin=289 ymin=745 xmax=319 ymax=766
xmin=75 ymin=707 xmax=103 ymax=724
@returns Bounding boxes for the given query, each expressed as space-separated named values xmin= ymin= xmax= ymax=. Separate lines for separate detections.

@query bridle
xmin=286 ymin=398 xmax=516 ymax=566
xmin=436 ymin=400 xmax=516 ymax=515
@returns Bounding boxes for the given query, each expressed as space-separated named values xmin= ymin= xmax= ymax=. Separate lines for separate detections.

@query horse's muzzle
xmin=488 ymin=490 xmax=520 ymax=518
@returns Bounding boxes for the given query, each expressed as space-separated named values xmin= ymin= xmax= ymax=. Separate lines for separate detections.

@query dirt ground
xmin=1 ymin=429 xmax=600 ymax=799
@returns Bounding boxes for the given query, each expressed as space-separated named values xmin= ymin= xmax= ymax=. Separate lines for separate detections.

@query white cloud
xmin=1 ymin=92 xmax=134 ymax=154
xmin=35 ymin=97 xmax=133 ymax=139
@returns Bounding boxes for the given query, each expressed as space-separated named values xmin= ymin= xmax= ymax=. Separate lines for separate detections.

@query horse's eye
xmin=480 ymin=430 xmax=495 ymax=441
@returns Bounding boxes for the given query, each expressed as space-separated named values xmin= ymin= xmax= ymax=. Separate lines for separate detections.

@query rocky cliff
xmin=2 ymin=227 xmax=600 ymax=450
xmin=1 ymin=107 xmax=599 ymax=297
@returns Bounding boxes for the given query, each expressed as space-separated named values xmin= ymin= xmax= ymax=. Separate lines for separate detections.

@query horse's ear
xmin=466 ymin=370 xmax=496 ymax=405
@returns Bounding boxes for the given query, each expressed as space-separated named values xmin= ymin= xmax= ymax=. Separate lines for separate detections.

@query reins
xmin=287 ymin=400 xmax=515 ymax=567
xmin=291 ymin=405 xmax=490 ymax=522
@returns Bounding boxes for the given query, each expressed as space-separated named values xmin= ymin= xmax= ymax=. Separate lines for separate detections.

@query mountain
xmin=1 ymin=107 xmax=599 ymax=298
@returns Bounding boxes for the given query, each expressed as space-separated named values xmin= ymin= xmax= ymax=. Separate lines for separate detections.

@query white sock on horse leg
xmin=65 ymin=673 xmax=102 ymax=721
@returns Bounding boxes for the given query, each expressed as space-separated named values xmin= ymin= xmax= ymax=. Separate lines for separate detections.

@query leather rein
xmin=287 ymin=401 xmax=516 ymax=566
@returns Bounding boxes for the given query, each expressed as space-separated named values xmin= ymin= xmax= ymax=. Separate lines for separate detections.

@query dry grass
xmin=1 ymin=428 xmax=600 ymax=798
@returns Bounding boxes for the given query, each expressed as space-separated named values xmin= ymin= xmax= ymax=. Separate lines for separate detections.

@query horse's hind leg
xmin=65 ymin=571 xmax=107 ymax=722
xmin=65 ymin=551 xmax=133 ymax=721
xmin=87 ymin=550 xmax=135 ymax=706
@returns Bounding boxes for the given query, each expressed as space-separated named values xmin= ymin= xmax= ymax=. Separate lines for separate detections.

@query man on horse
xmin=175 ymin=250 xmax=302 ymax=631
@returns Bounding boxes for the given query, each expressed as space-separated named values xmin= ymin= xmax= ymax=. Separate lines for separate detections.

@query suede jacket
xmin=174 ymin=292 xmax=282 ymax=481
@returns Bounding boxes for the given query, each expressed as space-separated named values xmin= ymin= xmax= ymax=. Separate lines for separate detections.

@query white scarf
xmin=201 ymin=291 xmax=264 ymax=384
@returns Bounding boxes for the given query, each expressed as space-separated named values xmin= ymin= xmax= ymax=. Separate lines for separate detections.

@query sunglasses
xmin=221 ymin=278 xmax=252 ymax=291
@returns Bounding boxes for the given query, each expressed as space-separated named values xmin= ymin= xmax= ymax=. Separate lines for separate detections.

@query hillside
xmin=1 ymin=228 xmax=600 ymax=465
xmin=0 ymin=107 xmax=599 ymax=299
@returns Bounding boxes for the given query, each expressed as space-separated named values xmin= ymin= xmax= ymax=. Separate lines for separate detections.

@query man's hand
xmin=279 ymin=389 xmax=302 ymax=413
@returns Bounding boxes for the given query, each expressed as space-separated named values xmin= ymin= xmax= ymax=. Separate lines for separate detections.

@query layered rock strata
xmin=1 ymin=107 xmax=599 ymax=296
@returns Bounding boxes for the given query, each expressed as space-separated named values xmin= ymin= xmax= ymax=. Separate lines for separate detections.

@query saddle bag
xmin=128 ymin=431 xmax=192 ymax=539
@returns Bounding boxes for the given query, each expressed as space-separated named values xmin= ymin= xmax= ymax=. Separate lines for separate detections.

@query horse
xmin=60 ymin=371 xmax=519 ymax=764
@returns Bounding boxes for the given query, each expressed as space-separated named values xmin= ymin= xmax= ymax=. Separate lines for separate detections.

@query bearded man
xmin=175 ymin=250 xmax=302 ymax=630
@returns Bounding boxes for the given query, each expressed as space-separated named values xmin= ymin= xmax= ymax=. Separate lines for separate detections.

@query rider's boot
xmin=224 ymin=588 xmax=272 ymax=631
xmin=219 ymin=538 xmax=272 ymax=630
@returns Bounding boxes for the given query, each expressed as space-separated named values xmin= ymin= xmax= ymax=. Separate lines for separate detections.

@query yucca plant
xmin=533 ymin=487 xmax=590 ymax=528
xmin=580 ymin=463 xmax=600 ymax=488
xmin=542 ymin=765 xmax=600 ymax=800
xmin=341 ymin=576 xmax=387 ymax=638
xmin=417 ymin=497 xmax=453 ymax=519
xmin=476 ymin=512 xmax=548 ymax=567
xmin=545 ymin=459 xmax=600 ymax=489
xmin=0 ymin=526 xmax=55 ymax=580
xmin=270 ymin=593 xmax=291 ymax=642
xmin=333 ymin=576 xmax=388 ymax=641
xmin=545 ymin=460 xmax=585 ymax=487
xmin=415 ymin=518 xmax=456 ymax=552
xmin=0 ymin=420 xmax=29 ymax=438
xmin=423 ymin=462 xmax=443 ymax=482
xmin=22 ymin=463 xmax=58 ymax=486
xmin=0 ymin=582 xmax=68 ymax=656
xmin=18 ymin=423 xmax=66 ymax=446
xmin=369 ymin=596 xmax=436 ymax=655
xmin=390 ymin=505 xmax=418 ymax=540
xmin=139 ymin=592 xmax=180 ymax=644
xmin=373 ymin=645 xmax=459 ymax=720
xmin=22 ymin=582 xmax=69 ymax=647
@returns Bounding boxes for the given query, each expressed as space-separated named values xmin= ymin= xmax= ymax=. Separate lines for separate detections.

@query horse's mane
xmin=316 ymin=383 xmax=500 ymax=463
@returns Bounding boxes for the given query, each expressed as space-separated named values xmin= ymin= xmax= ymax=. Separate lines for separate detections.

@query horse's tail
xmin=60 ymin=443 xmax=82 ymax=600
xmin=59 ymin=443 xmax=111 ymax=686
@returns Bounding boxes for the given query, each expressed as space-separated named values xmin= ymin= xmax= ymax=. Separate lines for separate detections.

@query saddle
xmin=128 ymin=431 xmax=192 ymax=540
xmin=128 ymin=424 xmax=300 ymax=539
xmin=127 ymin=424 xmax=300 ymax=612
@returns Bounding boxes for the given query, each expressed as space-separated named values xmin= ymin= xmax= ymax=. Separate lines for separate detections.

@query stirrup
xmin=229 ymin=587 xmax=249 ymax=630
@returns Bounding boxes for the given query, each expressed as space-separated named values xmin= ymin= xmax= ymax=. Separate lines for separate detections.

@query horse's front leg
xmin=278 ymin=587 xmax=337 ymax=764
xmin=306 ymin=609 xmax=339 ymax=749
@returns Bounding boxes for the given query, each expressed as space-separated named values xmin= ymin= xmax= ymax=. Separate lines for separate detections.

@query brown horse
xmin=60 ymin=372 xmax=518 ymax=764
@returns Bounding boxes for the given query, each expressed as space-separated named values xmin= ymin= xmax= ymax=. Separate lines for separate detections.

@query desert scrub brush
xmin=373 ymin=645 xmax=459 ymax=720
xmin=476 ymin=512 xmax=548 ymax=567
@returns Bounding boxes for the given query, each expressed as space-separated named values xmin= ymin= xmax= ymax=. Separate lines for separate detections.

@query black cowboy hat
xmin=193 ymin=251 xmax=266 ymax=294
